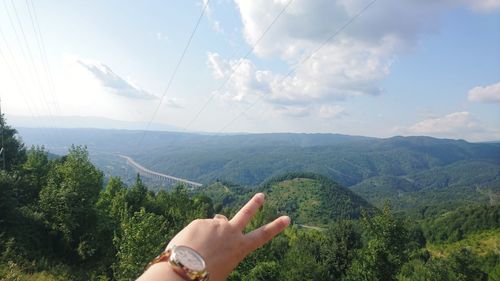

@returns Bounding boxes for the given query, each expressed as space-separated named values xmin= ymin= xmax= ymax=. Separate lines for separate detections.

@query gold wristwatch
xmin=146 ymin=245 xmax=209 ymax=281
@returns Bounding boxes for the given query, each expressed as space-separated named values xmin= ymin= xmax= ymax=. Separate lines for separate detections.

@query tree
xmin=39 ymin=146 xmax=103 ymax=260
xmin=0 ymin=114 xmax=26 ymax=171
xmin=97 ymin=176 xmax=128 ymax=223
xmin=94 ymin=176 xmax=129 ymax=277
xmin=125 ymin=174 xmax=148 ymax=212
xmin=397 ymin=249 xmax=488 ymax=281
xmin=18 ymin=146 xmax=50 ymax=205
xmin=489 ymin=263 xmax=500 ymax=281
xmin=347 ymin=205 xmax=411 ymax=281
xmin=113 ymin=208 xmax=170 ymax=281
xmin=447 ymin=248 xmax=488 ymax=281
xmin=244 ymin=261 xmax=279 ymax=281
xmin=321 ymin=221 xmax=362 ymax=280
xmin=280 ymin=229 xmax=327 ymax=281
xmin=397 ymin=258 xmax=451 ymax=281
xmin=0 ymin=171 xmax=18 ymax=230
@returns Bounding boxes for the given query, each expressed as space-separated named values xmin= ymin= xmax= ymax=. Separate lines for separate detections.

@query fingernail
xmin=282 ymin=216 xmax=291 ymax=226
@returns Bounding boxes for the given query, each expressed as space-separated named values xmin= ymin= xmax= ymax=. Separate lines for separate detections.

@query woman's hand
xmin=167 ymin=193 xmax=290 ymax=281
xmin=137 ymin=193 xmax=290 ymax=281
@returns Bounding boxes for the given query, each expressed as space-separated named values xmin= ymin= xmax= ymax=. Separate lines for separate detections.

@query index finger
xmin=244 ymin=215 xmax=291 ymax=252
xmin=230 ymin=193 xmax=265 ymax=231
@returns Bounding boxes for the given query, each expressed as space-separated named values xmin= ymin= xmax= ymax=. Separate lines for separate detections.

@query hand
xmin=137 ymin=193 xmax=290 ymax=281
xmin=167 ymin=193 xmax=290 ymax=281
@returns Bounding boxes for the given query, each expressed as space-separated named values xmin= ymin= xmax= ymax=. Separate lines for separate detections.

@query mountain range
xmin=18 ymin=127 xmax=500 ymax=215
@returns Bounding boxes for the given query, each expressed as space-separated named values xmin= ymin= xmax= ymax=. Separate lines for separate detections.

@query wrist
xmin=137 ymin=262 xmax=185 ymax=281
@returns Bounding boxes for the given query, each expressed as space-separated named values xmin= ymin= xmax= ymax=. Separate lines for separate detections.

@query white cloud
xmin=397 ymin=111 xmax=500 ymax=141
xmin=393 ymin=111 xmax=500 ymax=141
xmin=163 ymin=98 xmax=184 ymax=109
xmin=202 ymin=0 xmax=224 ymax=33
xmin=207 ymin=52 xmax=271 ymax=103
xmin=206 ymin=0 xmax=500 ymax=118
xmin=235 ymin=0 xmax=499 ymax=59
xmin=212 ymin=20 xmax=223 ymax=33
xmin=156 ymin=32 xmax=168 ymax=40
xmin=235 ymin=0 xmax=444 ymax=59
xmin=207 ymin=0 xmax=440 ymax=113
xmin=468 ymin=82 xmax=500 ymax=103
xmin=77 ymin=59 xmax=157 ymax=100
xmin=207 ymin=41 xmax=391 ymax=106
xmin=273 ymin=105 xmax=311 ymax=117
xmin=463 ymin=0 xmax=500 ymax=12
xmin=408 ymin=112 xmax=481 ymax=135
xmin=17 ymin=55 xmax=184 ymax=124
xmin=319 ymin=105 xmax=346 ymax=119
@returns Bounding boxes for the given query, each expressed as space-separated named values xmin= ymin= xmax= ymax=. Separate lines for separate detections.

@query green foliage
xmin=489 ymin=263 xmax=500 ymax=281
xmin=0 ymin=261 xmax=72 ymax=281
xmin=259 ymin=173 xmax=374 ymax=225
xmin=0 ymin=171 xmax=18 ymax=230
xmin=347 ymin=205 xmax=412 ymax=281
xmin=19 ymin=146 xmax=51 ymax=206
xmin=321 ymin=221 xmax=362 ymax=280
xmin=125 ymin=174 xmax=148 ymax=212
xmin=398 ymin=249 xmax=489 ymax=281
xmin=0 ymin=114 xmax=27 ymax=171
xmin=113 ymin=208 xmax=170 ymax=281
xmin=38 ymin=146 xmax=103 ymax=261
xmin=421 ymin=205 xmax=500 ymax=243
xmin=286 ymin=228 xmax=333 ymax=280
xmin=426 ymin=228 xmax=500 ymax=258
xmin=243 ymin=261 xmax=279 ymax=281
xmin=2 ymin=120 xmax=498 ymax=280
xmin=351 ymin=160 xmax=500 ymax=216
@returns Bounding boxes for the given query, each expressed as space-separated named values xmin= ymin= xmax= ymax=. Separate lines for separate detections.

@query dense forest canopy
xmin=1 ymin=116 xmax=499 ymax=280
xmin=20 ymin=127 xmax=500 ymax=217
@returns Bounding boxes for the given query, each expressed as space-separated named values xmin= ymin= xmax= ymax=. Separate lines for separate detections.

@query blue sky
xmin=0 ymin=0 xmax=499 ymax=141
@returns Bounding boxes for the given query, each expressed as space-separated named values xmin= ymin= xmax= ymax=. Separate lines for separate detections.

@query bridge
xmin=119 ymin=155 xmax=203 ymax=188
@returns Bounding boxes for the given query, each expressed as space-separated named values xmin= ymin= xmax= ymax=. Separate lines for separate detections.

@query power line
xmin=183 ymin=0 xmax=295 ymax=130
xmin=8 ymin=0 xmax=54 ymax=118
xmin=25 ymin=0 xmax=62 ymax=116
xmin=218 ymin=0 xmax=378 ymax=133
xmin=136 ymin=0 xmax=211 ymax=148
xmin=3 ymin=0 xmax=58 ymax=129
xmin=0 ymin=46 xmax=49 ymax=138
xmin=0 ymin=27 xmax=36 ymax=121
xmin=0 ymin=40 xmax=38 ymax=120
xmin=2 ymin=0 xmax=43 ymax=118
xmin=0 ymin=23 xmax=44 ymax=127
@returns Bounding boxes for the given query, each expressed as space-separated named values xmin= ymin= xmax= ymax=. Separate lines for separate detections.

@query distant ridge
xmin=7 ymin=115 xmax=182 ymax=132
xmin=15 ymin=127 xmax=500 ymax=216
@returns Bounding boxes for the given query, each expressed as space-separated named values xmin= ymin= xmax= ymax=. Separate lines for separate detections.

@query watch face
xmin=172 ymin=246 xmax=206 ymax=272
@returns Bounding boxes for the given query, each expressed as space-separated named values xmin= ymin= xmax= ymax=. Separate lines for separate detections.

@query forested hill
xmin=200 ymin=173 xmax=375 ymax=226
xmin=19 ymin=128 xmax=500 ymax=188
xmin=258 ymin=173 xmax=374 ymax=225
xmin=17 ymin=127 xmax=373 ymax=153
xmin=19 ymin=128 xmax=500 ymax=215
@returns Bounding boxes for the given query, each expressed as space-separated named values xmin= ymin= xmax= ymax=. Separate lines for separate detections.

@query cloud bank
xmin=207 ymin=0 xmax=500 ymax=119
xmin=468 ymin=82 xmax=500 ymax=103
xmin=396 ymin=111 xmax=500 ymax=141
xmin=77 ymin=59 xmax=157 ymax=100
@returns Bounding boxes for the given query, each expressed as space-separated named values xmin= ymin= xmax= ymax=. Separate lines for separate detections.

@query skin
xmin=136 ymin=193 xmax=290 ymax=281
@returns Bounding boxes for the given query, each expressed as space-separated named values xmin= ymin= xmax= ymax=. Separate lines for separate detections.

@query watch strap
xmin=145 ymin=248 xmax=172 ymax=271
xmin=145 ymin=248 xmax=209 ymax=281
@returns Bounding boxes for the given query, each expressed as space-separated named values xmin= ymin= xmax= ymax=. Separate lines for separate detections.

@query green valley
xmin=1 ymin=118 xmax=498 ymax=280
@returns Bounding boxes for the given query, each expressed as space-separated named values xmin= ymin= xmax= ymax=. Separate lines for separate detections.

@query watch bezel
xmin=169 ymin=245 xmax=209 ymax=281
